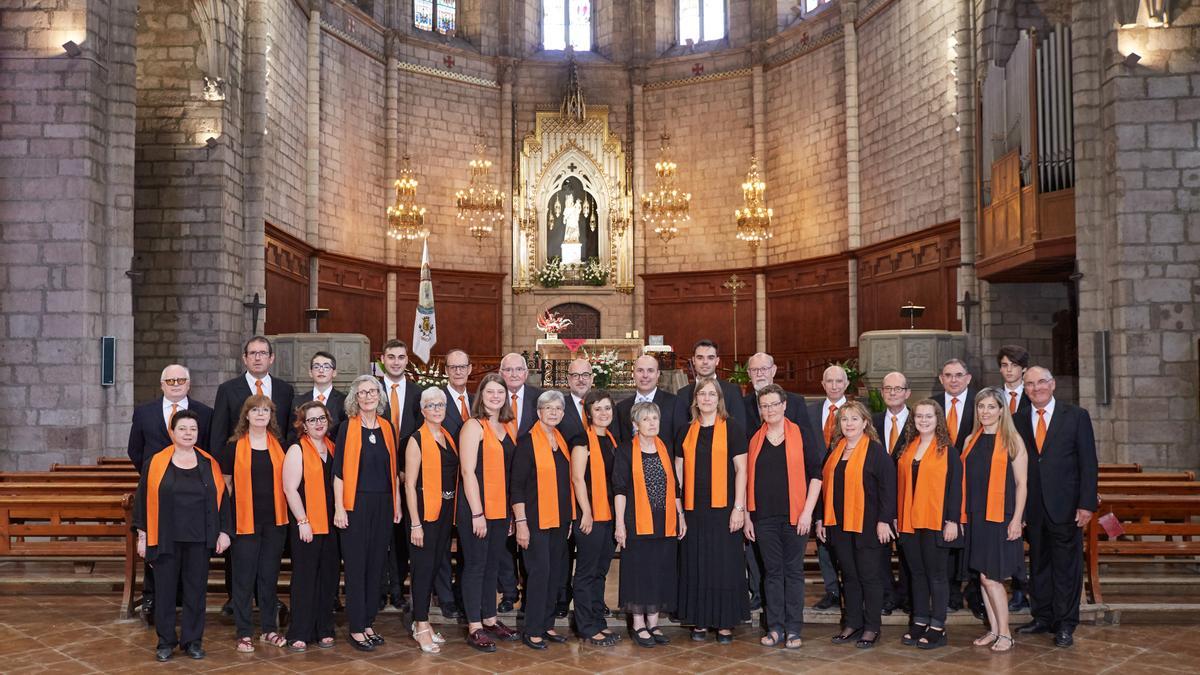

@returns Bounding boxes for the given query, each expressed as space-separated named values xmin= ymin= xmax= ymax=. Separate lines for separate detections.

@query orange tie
xmin=255 ymin=379 xmax=264 ymax=397
xmin=1035 ymin=408 xmax=1047 ymax=454
xmin=511 ymin=393 xmax=519 ymax=423
xmin=1009 ymin=391 xmax=1018 ymax=414
xmin=459 ymin=394 xmax=469 ymax=420
xmin=579 ymin=400 xmax=588 ymax=428
xmin=317 ymin=393 xmax=326 ymax=403
xmin=823 ymin=404 xmax=837 ymax=446
xmin=889 ymin=415 xmax=899 ymax=454
xmin=390 ymin=383 xmax=401 ymax=431
xmin=168 ymin=403 xmax=179 ymax=440
xmin=947 ymin=398 xmax=959 ymax=444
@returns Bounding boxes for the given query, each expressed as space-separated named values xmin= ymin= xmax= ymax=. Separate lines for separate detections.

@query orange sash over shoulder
xmin=146 ymin=446 xmax=223 ymax=547
xmin=234 ymin=434 xmax=289 ymax=535
xmin=480 ymin=421 xmax=509 ymax=520
xmin=682 ymin=417 xmax=729 ymax=510
xmin=897 ymin=437 xmax=949 ymax=533
xmin=821 ymin=435 xmax=869 ymax=533
xmin=633 ymin=437 xmax=677 ymax=536
xmin=419 ymin=423 xmax=457 ymax=522
xmin=747 ymin=420 xmax=808 ymax=525
xmin=960 ymin=428 xmax=1008 ymax=524
xmin=299 ymin=436 xmax=331 ymax=535
xmin=530 ymin=424 xmax=574 ymax=529
xmin=341 ymin=416 xmax=399 ymax=520
xmin=586 ymin=427 xmax=615 ymax=522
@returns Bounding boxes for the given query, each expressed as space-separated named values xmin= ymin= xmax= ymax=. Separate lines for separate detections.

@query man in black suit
xmin=933 ymin=358 xmax=982 ymax=616
xmin=673 ymin=338 xmax=748 ymax=440
xmin=127 ymin=363 xmax=214 ymax=617
xmin=377 ymin=339 xmax=423 ymax=612
xmin=288 ymin=350 xmax=346 ymax=444
xmin=870 ymin=371 xmax=913 ymax=614
xmin=614 ymin=355 xmax=677 ymax=447
xmin=807 ymin=364 xmax=849 ymax=610
xmin=1015 ymin=366 xmax=1098 ymax=648
xmin=497 ymin=351 xmax=542 ymax=611
xmin=998 ymin=344 xmax=1032 ymax=416
xmin=558 ymin=357 xmax=593 ymax=449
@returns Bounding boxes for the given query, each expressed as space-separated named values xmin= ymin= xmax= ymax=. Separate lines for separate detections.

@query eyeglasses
xmin=356 ymin=389 xmax=380 ymax=398
xmin=245 ymin=350 xmax=270 ymax=358
xmin=304 ymin=415 xmax=328 ymax=425
xmin=748 ymin=367 xmax=772 ymax=375
xmin=310 ymin=363 xmax=334 ymax=372
xmin=759 ymin=400 xmax=785 ymax=411
xmin=446 ymin=364 xmax=471 ymax=371
xmin=942 ymin=372 xmax=967 ymax=379
xmin=539 ymin=405 xmax=564 ymax=412
xmin=881 ymin=386 xmax=909 ymax=394
xmin=500 ymin=366 xmax=527 ymax=374
xmin=567 ymin=372 xmax=592 ymax=379
xmin=423 ymin=402 xmax=447 ymax=410
xmin=161 ymin=378 xmax=189 ymax=386
xmin=1026 ymin=378 xmax=1053 ymax=387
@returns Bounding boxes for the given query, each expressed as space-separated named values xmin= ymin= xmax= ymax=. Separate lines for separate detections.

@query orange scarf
xmin=632 ymin=436 xmax=677 ymax=536
xmin=480 ymin=421 xmax=509 ymax=520
xmin=530 ymin=424 xmax=574 ymax=529
xmin=960 ymin=428 xmax=1008 ymax=524
xmin=419 ymin=423 xmax=458 ymax=523
xmin=896 ymin=437 xmax=949 ymax=533
xmin=299 ymin=436 xmax=331 ymax=535
xmin=821 ymin=435 xmax=870 ymax=533
xmin=682 ymin=417 xmax=729 ymax=510
xmin=233 ymin=434 xmax=289 ymax=535
xmin=146 ymin=446 xmax=223 ymax=547
xmin=586 ymin=426 xmax=615 ymax=522
xmin=747 ymin=420 xmax=808 ymax=525
xmin=340 ymin=416 xmax=400 ymax=520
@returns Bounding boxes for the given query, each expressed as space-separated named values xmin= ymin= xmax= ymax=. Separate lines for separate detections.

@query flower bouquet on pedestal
xmin=536 ymin=310 xmax=573 ymax=341
xmin=583 ymin=348 xmax=619 ymax=389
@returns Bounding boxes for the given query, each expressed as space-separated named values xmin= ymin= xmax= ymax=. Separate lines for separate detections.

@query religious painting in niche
xmin=545 ymin=175 xmax=600 ymax=265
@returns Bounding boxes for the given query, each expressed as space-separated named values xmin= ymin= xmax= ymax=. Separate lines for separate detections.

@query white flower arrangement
xmin=534 ymin=257 xmax=566 ymax=288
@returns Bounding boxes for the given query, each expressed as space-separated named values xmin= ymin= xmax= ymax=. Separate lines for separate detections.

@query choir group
xmin=129 ymin=336 xmax=1097 ymax=663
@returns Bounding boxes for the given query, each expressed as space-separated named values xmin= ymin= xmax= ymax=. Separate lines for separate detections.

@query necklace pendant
xmin=368 ymin=432 xmax=377 ymax=444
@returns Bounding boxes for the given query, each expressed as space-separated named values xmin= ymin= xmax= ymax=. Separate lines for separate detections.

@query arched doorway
xmin=549 ymin=302 xmax=599 ymax=339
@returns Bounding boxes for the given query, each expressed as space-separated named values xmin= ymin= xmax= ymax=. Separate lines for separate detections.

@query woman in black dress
xmin=281 ymin=401 xmax=338 ymax=652
xmin=333 ymin=375 xmax=401 ymax=652
xmin=676 ymin=377 xmax=749 ymax=643
xmin=743 ymin=384 xmax=823 ymax=649
xmin=613 ymin=401 xmax=684 ymax=648
xmin=895 ymin=399 xmax=962 ymax=650
xmin=457 ymin=373 xmax=520 ymax=651
xmin=224 ymin=395 xmax=290 ymax=653
xmin=961 ymin=387 xmax=1028 ymax=652
xmin=405 ymin=387 xmax=460 ymax=654
xmin=570 ymin=389 xmax=620 ymax=646
xmin=816 ymin=399 xmax=896 ymax=649
xmin=134 ymin=410 xmax=232 ymax=662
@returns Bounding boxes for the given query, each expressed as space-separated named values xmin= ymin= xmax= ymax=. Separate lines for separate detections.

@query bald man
xmin=500 ymin=352 xmax=543 ymax=436
xmin=557 ymin=357 xmax=593 ymax=449
xmin=807 ymin=364 xmax=849 ymax=610
xmin=614 ymin=354 xmax=678 ymax=446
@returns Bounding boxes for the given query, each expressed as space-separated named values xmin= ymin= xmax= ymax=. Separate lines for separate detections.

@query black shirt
xmin=511 ymin=433 xmax=573 ymax=529
xmin=833 ymin=458 xmax=848 ymax=525
xmin=583 ymin=433 xmax=615 ymax=513
xmin=685 ymin=422 xmax=748 ymax=507
xmin=416 ymin=440 xmax=459 ymax=520
xmin=250 ymin=447 xmax=277 ymax=528
xmin=965 ymin=433 xmax=1015 ymax=518
xmin=334 ymin=425 xmax=392 ymax=494
xmin=754 ymin=438 xmax=790 ymax=518
xmin=172 ymin=465 xmax=207 ymax=543
xmin=297 ymin=449 xmax=334 ymax=525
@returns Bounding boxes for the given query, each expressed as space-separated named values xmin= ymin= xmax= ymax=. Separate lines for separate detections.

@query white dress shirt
xmin=162 ymin=397 xmax=189 ymax=428
xmin=311 ymin=386 xmax=333 ymax=402
xmin=822 ymin=397 xmax=848 ymax=427
xmin=245 ymin=372 xmax=273 ymax=398
xmin=884 ymin=407 xmax=910 ymax=451
xmin=1031 ymin=396 xmax=1056 ymax=428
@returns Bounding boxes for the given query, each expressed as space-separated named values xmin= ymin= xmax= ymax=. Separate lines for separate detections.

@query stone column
xmin=243 ymin=0 xmax=268 ymax=330
xmin=384 ymin=31 xmax=399 ymax=267
xmin=500 ymin=63 xmax=516 ymax=351
xmin=387 ymin=272 xmax=398 ymax=340
xmin=631 ymin=78 xmax=646 ymax=335
xmin=843 ymin=3 xmax=861 ymax=346
xmin=306 ymin=1 xmax=322 ymax=331
xmin=752 ymin=61 xmax=767 ymax=353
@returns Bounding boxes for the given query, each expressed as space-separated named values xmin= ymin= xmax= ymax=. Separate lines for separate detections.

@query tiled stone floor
xmin=0 ymin=592 xmax=1197 ymax=674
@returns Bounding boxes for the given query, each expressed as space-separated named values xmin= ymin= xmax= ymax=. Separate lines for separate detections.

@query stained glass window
xmin=436 ymin=0 xmax=455 ymax=34
xmin=543 ymin=0 xmax=591 ymax=51
xmin=414 ymin=0 xmax=455 ymax=34
xmin=679 ymin=0 xmax=724 ymax=44
xmin=805 ymin=0 xmax=833 ymax=12
xmin=414 ymin=0 xmax=433 ymax=31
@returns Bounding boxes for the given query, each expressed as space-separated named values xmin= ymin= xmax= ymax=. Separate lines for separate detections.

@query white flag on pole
xmin=412 ymin=238 xmax=437 ymax=364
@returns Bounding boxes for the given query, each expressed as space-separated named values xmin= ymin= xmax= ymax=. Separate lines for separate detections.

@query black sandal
xmin=585 ymin=632 xmax=617 ymax=646
xmin=902 ymin=624 xmax=928 ymax=646
xmin=632 ymin=627 xmax=655 ymax=648
xmin=716 ymin=630 xmax=734 ymax=645
xmin=650 ymin=628 xmax=670 ymax=645
xmin=831 ymin=627 xmax=863 ymax=644
xmin=918 ymin=627 xmax=947 ymax=650
xmin=785 ymin=633 xmax=803 ymax=649
xmin=855 ymin=630 xmax=879 ymax=649
xmin=690 ymin=627 xmax=708 ymax=641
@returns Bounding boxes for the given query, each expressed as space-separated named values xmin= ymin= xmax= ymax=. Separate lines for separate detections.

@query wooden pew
xmin=0 ymin=471 xmax=140 ymax=483
xmin=1095 ymin=481 xmax=1200 ymax=495
xmin=1099 ymin=471 xmax=1195 ymax=483
xmin=1085 ymin=493 xmax=1200 ymax=604
xmin=1099 ymin=463 xmax=1142 ymax=474
xmin=0 ymin=482 xmax=138 ymax=496
xmin=97 ymin=457 xmax=134 ymax=465
xmin=51 ymin=463 xmax=140 ymax=472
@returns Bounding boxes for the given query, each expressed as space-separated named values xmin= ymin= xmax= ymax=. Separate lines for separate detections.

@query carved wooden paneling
xmin=857 ymin=221 xmax=961 ymax=333
xmin=265 ymin=228 xmax=312 ymax=336
xmin=764 ymin=254 xmax=852 ymax=394
xmin=319 ymin=254 xmax=388 ymax=351
xmin=396 ymin=268 xmax=504 ymax=360
xmin=643 ymin=268 xmax=757 ymax=367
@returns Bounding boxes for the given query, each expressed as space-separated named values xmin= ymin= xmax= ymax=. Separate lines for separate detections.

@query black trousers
xmin=434 ymin=532 xmax=459 ymax=609
xmin=1027 ymin=515 xmax=1083 ymax=631
xmin=755 ymin=516 xmax=808 ymax=636
xmin=410 ymin=501 xmax=454 ymax=621
xmin=557 ymin=531 xmax=575 ymax=610
xmin=459 ymin=515 xmax=508 ymax=623
xmin=572 ymin=519 xmax=614 ymax=636
xmin=287 ymin=528 xmax=339 ymax=644
xmin=827 ymin=526 xmax=885 ymax=633
xmin=382 ymin=517 xmax=410 ymax=600
xmin=746 ymin=538 xmax=765 ymax=603
xmin=342 ymin=492 xmax=393 ymax=633
xmin=881 ymin=543 xmax=910 ymax=607
xmin=899 ymin=530 xmax=950 ymax=627
xmin=152 ymin=541 xmax=210 ymax=649
xmin=231 ymin=524 xmax=287 ymax=639
xmin=498 ymin=535 xmax=520 ymax=602
xmin=523 ymin=524 xmax=569 ymax=636
xmin=142 ymin=559 xmax=155 ymax=602
xmin=816 ymin=539 xmax=841 ymax=596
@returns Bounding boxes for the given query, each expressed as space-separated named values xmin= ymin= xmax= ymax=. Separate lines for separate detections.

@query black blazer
xmin=1014 ymin=401 xmax=1099 ymax=525
xmin=288 ymin=387 xmax=346 ymax=445
xmin=132 ymin=450 xmax=232 ymax=561
xmin=818 ymin=439 xmax=897 ymax=549
xmin=127 ymin=397 xmax=213 ymax=472
xmin=441 ymin=387 xmax=472 ymax=440
xmin=210 ymin=375 xmax=295 ymax=471
xmin=378 ymin=377 xmax=423 ymax=449
xmin=557 ymin=392 xmax=589 ymax=449
xmin=614 ymin=390 xmax=678 ymax=448
xmin=871 ymin=408 xmax=915 ymax=459
xmin=511 ymin=384 xmax=543 ymax=436
xmin=929 ymin=387 xmax=976 ymax=451
xmin=673 ymin=378 xmax=748 ymax=440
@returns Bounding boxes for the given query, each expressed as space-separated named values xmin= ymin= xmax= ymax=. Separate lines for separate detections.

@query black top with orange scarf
xmin=133 ymin=447 xmax=232 ymax=561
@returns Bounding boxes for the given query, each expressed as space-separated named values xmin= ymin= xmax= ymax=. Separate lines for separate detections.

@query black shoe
xmin=650 ymin=628 xmax=670 ymax=645
xmin=947 ymin=597 xmax=963 ymax=611
xmin=691 ymin=628 xmax=707 ymax=641
xmin=349 ymin=633 xmax=374 ymax=652
xmin=831 ymin=627 xmax=863 ymax=644
xmin=813 ymin=592 xmax=840 ymax=610
xmin=498 ymin=598 xmax=515 ymax=613
xmin=917 ymin=627 xmax=947 ymax=650
xmin=602 ymin=604 xmax=612 ymax=617
xmin=749 ymin=595 xmax=762 ymax=611
xmin=881 ymin=606 xmax=894 ymax=616
xmin=392 ymin=596 xmax=408 ymax=612
xmin=1008 ymin=591 xmax=1029 ymax=611
xmin=901 ymin=624 xmax=927 ymax=646
xmin=555 ymin=605 xmax=569 ymax=619
xmin=716 ymin=630 xmax=734 ymax=645
xmin=184 ymin=643 xmax=205 ymax=660
xmin=1016 ymin=620 xmax=1053 ymax=635
xmin=899 ymin=601 xmax=912 ymax=614
xmin=632 ymin=627 xmax=655 ymax=648
xmin=882 ymin=599 xmax=897 ymax=614
xmin=221 ymin=600 xmax=233 ymax=616
xmin=365 ymin=630 xmax=384 ymax=646
xmin=522 ymin=633 xmax=548 ymax=650
xmin=970 ymin=604 xmax=987 ymax=621
xmin=154 ymin=647 xmax=172 ymax=662
xmin=1054 ymin=629 xmax=1074 ymax=648
xmin=544 ymin=631 xmax=568 ymax=643
xmin=440 ymin=603 xmax=460 ymax=620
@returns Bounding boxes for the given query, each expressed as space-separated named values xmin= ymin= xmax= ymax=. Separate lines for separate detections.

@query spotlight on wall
xmin=205 ymin=136 xmax=219 ymax=149
xmin=62 ymin=41 xmax=82 ymax=57
xmin=1123 ymin=52 xmax=1142 ymax=67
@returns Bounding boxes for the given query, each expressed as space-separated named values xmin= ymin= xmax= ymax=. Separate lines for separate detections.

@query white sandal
xmin=412 ymin=622 xmax=446 ymax=645
xmin=411 ymin=625 xmax=441 ymax=654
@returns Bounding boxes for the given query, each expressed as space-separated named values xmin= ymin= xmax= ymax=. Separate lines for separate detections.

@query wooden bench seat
xmin=0 ymin=471 xmax=140 ymax=483
xmin=1099 ymin=471 xmax=1196 ymax=482
xmin=0 ymin=482 xmax=138 ymax=496
xmin=50 ymin=463 xmax=141 ymax=472
xmin=1094 ymin=481 xmax=1200 ymax=495
xmin=1085 ymin=494 xmax=1200 ymax=604
xmin=1099 ymin=463 xmax=1142 ymax=473
xmin=97 ymin=457 xmax=134 ymax=465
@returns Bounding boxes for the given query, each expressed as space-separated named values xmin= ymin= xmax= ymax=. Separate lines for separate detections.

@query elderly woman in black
xmin=743 ymin=384 xmax=824 ymax=649
xmin=134 ymin=409 xmax=231 ymax=662
xmin=281 ymin=401 xmax=338 ymax=652
xmin=405 ymin=387 xmax=459 ymax=655
xmin=815 ymin=399 xmax=897 ymax=649
xmin=614 ymin=401 xmax=684 ymax=648
xmin=334 ymin=374 xmax=401 ymax=651
xmin=223 ymin=395 xmax=290 ymax=653
xmin=570 ymin=389 xmax=620 ymax=646
xmin=512 ymin=390 xmax=574 ymax=650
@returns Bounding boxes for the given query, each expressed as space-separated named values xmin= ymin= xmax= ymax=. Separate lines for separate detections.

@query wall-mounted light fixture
xmin=62 ymin=41 xmax=82 ymax=57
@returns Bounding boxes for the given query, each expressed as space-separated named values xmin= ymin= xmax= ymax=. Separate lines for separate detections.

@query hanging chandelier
xmin=735 ymin=156 xmax=773 ymax=250
xmin=640 ymin=134 xmax=691 ymax=246
xmin=386 ymin=155 xmax=428 ymax=249
xmin=455 ymin=143 xmax=505 ymax=245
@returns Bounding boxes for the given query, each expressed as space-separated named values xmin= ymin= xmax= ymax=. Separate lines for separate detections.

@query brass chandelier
xmin=456 ymin=143 xmax=505 ymax=245
xmin=735 ymin=156 xmax=773 ymax=250
xmin=386 ymin=155 xmax=428 ymax=249
xmin=640 ymin=134 xmax=691 ymax=246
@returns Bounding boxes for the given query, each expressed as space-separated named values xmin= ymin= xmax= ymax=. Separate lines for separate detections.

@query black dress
xmin=612 ymin=442 xmax=677 ymax=614
xmin=964 ymin=433 xmax=1024 ymax=580
xmin=677 ymin=423 xmax=750 ymax=629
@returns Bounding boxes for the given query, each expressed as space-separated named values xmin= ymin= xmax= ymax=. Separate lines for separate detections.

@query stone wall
xmin=263 ymin=0 xmax=308 ymax=239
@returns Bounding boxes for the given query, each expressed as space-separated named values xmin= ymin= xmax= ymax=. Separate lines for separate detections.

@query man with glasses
xmin=870 ymin=371 xmax=913 ymax=616
xmin=127 ymin=363 xmax=214 ymax=620
xmin=807 ymin=364 xmax=849 ymax=611
xmin=377 ymin=339 xmax=422 ymax=613
xmin=932 ymin=358 xmax=981 ymax=617
xmin=441 ymin=349 xmax=473 ymax=439
xmin=496 ymin=352 xmax=541 ymax=612
xmin=672 ymin=339 xmax=748 ymax=440
xmin=289 ymin=351 xmax=345 ymax=444
xmin=557 ymin=358 xmax=593 ymax=449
